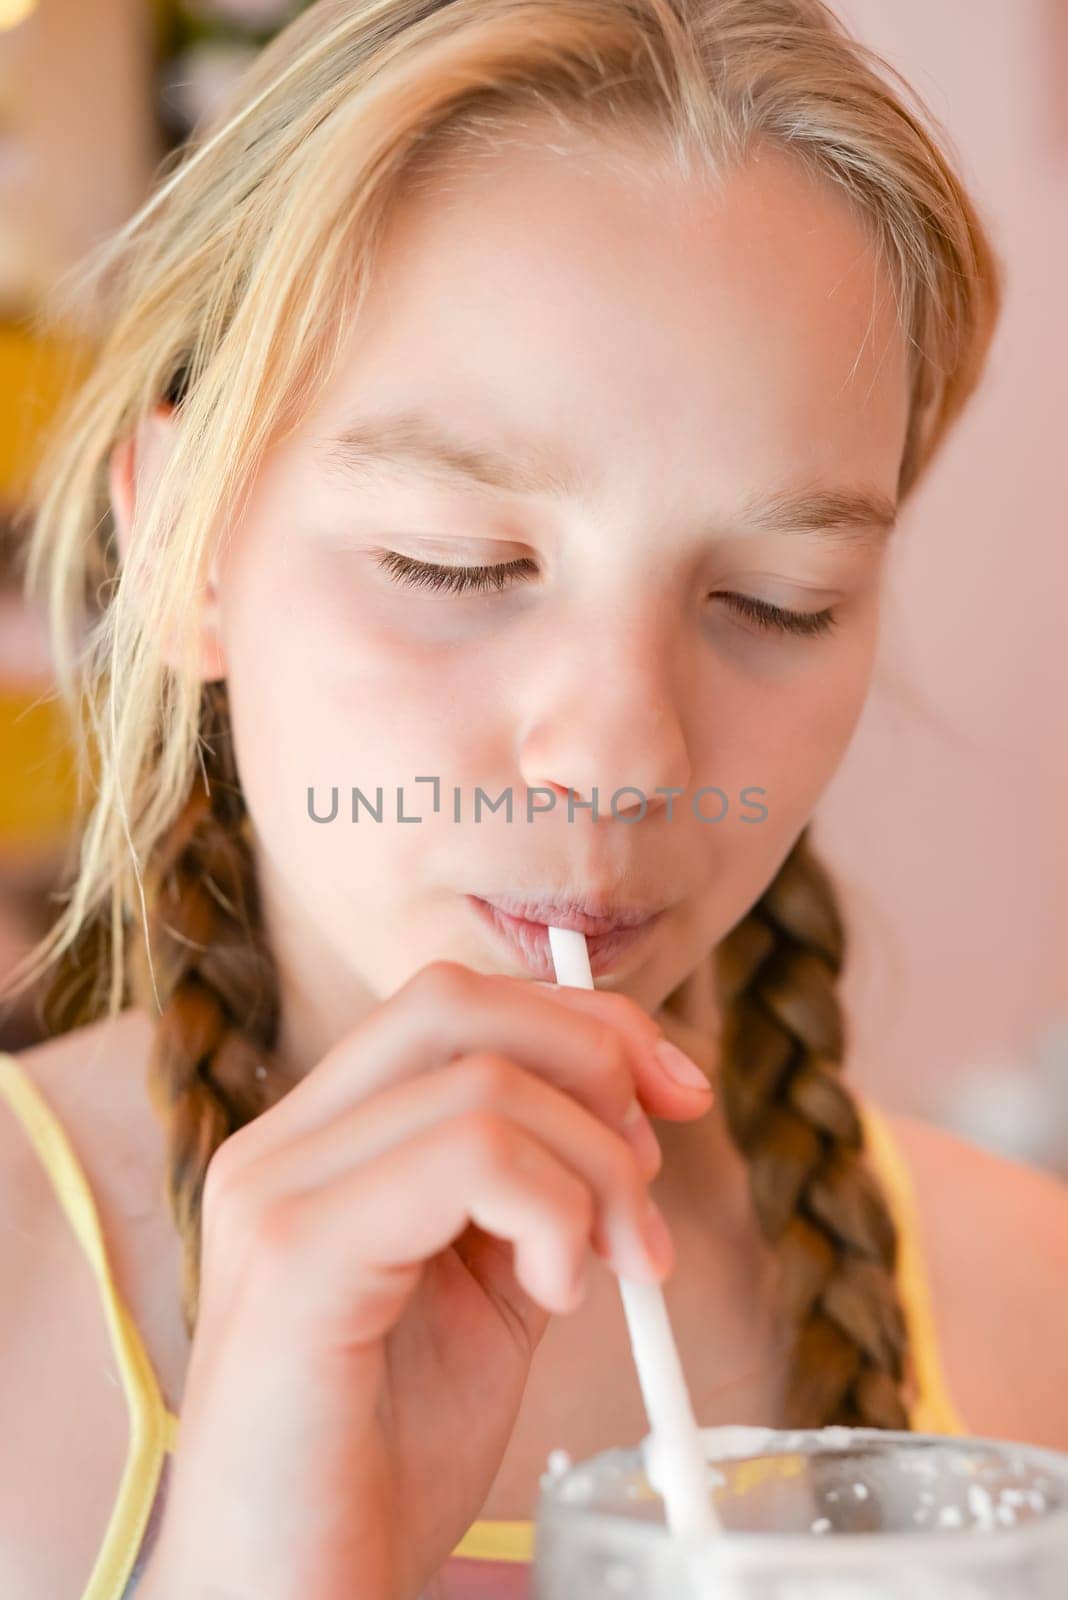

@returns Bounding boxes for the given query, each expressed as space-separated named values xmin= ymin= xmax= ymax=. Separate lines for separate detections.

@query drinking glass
xmin=532 ymin=1425 xmax=1068 ymax=1598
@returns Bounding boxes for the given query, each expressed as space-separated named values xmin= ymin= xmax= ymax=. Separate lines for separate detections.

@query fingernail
xmin=623 ymin=1098 xmax=662 ymax=1178
xmin=654 ymin=1037 xmax=712 ymax=1094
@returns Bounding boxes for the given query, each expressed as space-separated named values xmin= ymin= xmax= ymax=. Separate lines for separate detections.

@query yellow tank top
xmin=0 ymin=1049 xmax=968 ymax=1593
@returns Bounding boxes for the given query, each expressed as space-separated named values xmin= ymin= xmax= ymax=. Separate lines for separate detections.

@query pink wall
xmin=814 ymin=1 xmax=1068 ymax=1114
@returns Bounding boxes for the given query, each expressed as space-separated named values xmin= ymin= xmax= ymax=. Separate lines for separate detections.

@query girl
xmin=1 ymin=1 xmax=1066 ymax=1596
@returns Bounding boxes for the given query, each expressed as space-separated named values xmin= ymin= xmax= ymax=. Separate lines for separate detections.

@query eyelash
xmin=373 ymin=551 xmax=840 ymax=639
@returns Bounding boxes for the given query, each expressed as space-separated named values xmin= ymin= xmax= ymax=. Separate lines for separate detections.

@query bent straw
xmin=547 ymin=924 xmax=718 ymax=1539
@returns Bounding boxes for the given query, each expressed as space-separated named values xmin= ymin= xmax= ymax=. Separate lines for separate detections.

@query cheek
xmin=217 ymin=548 xmax=510 ymax=880
xmin=709 ymin=618 xmax=878 ymax=844
xmin=682 ymin=640 xmax=874 ymax=950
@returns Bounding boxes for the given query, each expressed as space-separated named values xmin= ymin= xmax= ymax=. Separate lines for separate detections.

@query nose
xmin=517 ymin=613 xmax=693 ymax=821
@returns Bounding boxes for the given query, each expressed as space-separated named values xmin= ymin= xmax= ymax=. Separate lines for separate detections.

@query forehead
xmin=298 ymin=125 xmax=909 ymax=506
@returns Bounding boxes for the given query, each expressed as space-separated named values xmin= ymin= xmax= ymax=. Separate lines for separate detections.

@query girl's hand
xmin=138 ymin=961 xmax=713 ymax=1600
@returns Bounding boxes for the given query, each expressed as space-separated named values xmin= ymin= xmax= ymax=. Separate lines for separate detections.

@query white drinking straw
xmin=547 ymin=924 xmax=719 ymax=1539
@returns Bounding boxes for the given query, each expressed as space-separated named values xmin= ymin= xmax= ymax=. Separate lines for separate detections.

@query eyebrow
xmin=320 ymin=409 xmax=583 ymax=500
xmin=735 ymin=483 xmax=898 ymax=543
xmin=318 ymin=409 xmax=897 ymax=543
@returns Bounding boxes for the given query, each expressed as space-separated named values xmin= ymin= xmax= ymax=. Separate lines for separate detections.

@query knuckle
xmin=201 ymin=1132 xmax=244 ymax=1218
xmin=454 ymin=1109 xmax=517 ymax=1172
xmin=251 ymin=1194 xmax=305 ymax=1265
xmin=203 ymin=1170 xmax=259 ymax=1263
xmin=454 ymin=1051 xmax=519 ymax=1107
xmin=595 ymin=990 xmax=651 ymax=1030
xmin=586 ymin=1021 xmax=632 ymax=1101
xmin=411 ymin=959 xmax=477 ymax=1011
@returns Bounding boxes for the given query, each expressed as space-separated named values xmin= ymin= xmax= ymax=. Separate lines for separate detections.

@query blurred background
xmin=0 ymin=1 xmax=1065 ymax=1173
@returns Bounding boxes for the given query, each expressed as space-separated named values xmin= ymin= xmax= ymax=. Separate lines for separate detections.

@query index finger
xmin=241 ymin=964 xmax=709 ymax=1163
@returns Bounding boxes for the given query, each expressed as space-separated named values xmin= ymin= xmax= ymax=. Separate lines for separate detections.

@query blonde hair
xmin=7 ymin=0 xmax=1000 ymax=1427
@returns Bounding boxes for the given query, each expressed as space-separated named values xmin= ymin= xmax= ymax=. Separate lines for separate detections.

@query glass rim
xmin=534 ymin=1427 xmax=1068 ymax=1571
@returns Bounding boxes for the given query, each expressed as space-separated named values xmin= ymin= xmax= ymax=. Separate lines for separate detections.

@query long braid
xmin=36 ymin=683 xmax=281 ymax=1338
xmin=130 ymin=679 xmax=281 ymax=1338
xmin=716 ymin=825 xmax=912 ymax=1429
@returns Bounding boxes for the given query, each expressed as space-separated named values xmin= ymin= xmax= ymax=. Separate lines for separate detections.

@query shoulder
xmin=0 ymin=1006 xmax=169 ymax=1321
xmin=2 ymin=1004 xmax=156 ymax=1096
xmin=0 ymin=1007 xmax=160 ymax=1205
xmin=879 ymin=1106 xmax=1068 ymax=1451
xmin=0 ymin=1005 xmax=162 ymax=1278
xmin=0 ymin=1003 xmax=190 ymax=1390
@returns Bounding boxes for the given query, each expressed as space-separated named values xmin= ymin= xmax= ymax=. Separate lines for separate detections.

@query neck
xmin=648 ymin=953 xmax=748 ymax=1219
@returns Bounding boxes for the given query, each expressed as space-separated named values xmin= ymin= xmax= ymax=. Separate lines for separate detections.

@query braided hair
xmin=45 ymin=681 xmax=282 ymax=1337
xmin=141 ymin=682 xmax=285 ymax=1334
xmin=716 ymin=832 xmax=910 ymax=1427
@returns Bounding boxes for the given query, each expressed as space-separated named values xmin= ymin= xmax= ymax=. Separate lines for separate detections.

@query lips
xmin=475 ymin=891 xmax=666 ymax=933
xmin=467 ymin=893 xmax=664 ymax=978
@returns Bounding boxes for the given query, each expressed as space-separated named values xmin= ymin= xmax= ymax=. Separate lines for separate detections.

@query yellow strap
xmin=451 ymin=1518 xmax=535 ymax=1563
xmin=859 ymin=1100 xmax=969 ymax=1436
xmin=0 ymin=1053 xmax=175 ymax=1597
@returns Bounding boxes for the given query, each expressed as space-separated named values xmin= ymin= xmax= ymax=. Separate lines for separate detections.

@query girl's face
xmin=204 ymin=128 xmax=908 ymax=1065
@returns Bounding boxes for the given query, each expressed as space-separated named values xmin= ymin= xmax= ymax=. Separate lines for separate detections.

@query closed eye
xmin=714 ymin=591 xmax=839 ymax=638
xmin=374 ymin=550 xmax=537 ymax=594
xmin=373 ymin=551 xmax=839 ymax=638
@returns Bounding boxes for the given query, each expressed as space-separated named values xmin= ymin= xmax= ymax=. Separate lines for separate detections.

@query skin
xmin=121 ymin=129 xmax=907 ymax=1080
xmin=45 ymin=119 xmax=1056 ymax=1599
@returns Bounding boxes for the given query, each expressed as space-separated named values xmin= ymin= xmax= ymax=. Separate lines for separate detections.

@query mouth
xmin=467 ymin=892 xmax=666 ymax=978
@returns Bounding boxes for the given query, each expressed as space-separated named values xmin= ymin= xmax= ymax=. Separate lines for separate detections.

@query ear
xmin=107 ymin=401 xmax=227 ymax=683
